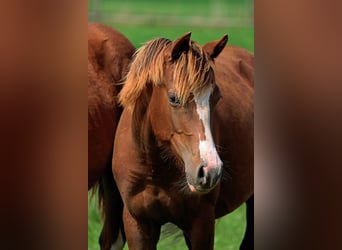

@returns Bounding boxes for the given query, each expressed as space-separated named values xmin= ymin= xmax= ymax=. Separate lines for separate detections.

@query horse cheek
xmin=150 ymin=108 xmax=173 ymax=141
xmin=159 ymin=126 xmax=173 ymax=142
xmin=149 ymin=92 xmax=173 ymax=142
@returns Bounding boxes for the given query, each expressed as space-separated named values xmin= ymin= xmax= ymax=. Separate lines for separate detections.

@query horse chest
xmin=128 ymin=186 xmax=175 ymax=221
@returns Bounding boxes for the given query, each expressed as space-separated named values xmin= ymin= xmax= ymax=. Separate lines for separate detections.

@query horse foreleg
xmin=186 ymin=205 xmax=215 ymax=250
xmin=122 ymin=206 xmax=161 ymax=250
xmin=240 ymin=194 xmax=254 ymax=250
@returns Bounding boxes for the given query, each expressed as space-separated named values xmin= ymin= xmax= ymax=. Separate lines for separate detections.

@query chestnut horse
xmin=112 ymin=32 xmax=254 ymax=249
xmin=88 ymin=22 xmax=135 ymax=249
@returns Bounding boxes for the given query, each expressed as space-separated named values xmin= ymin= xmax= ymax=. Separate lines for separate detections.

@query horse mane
xmin=119 ymin=37 xmax=215 ymax=109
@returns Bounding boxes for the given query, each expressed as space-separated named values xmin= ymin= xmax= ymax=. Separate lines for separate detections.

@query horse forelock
xmin=173 ymin=42 xmax=215 ymax=104
xmin=118 ymin=37 xmax=215 ymax=109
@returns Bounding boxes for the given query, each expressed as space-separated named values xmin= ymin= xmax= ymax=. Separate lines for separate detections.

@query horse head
xmin=119 ymin=32 xmax=228 ymax=194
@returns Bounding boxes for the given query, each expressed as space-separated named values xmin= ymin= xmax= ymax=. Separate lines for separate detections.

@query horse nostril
xmin=198 ymin=165 xmax=205 ymax=179
xmin=197 ymin=163 xmax=208 ymax=186
xmin=196 ymin=162 xmax=222 ymax=189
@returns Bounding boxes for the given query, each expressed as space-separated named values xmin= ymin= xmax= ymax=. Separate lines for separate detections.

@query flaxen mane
xmin=119 ymin=37 xmax=215 ymax=109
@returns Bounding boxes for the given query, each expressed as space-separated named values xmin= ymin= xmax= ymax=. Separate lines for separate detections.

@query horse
xmin=112 ymin=32 xmax=254 ymax=249
xmin=88 ymin=22 xmax=135 ymax=249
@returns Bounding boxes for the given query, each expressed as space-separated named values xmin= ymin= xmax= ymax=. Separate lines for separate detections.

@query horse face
xmin=172 ymin=87 xmax=222 ymax=194
xmin=149 ymin=66 xmax=223 ymax=194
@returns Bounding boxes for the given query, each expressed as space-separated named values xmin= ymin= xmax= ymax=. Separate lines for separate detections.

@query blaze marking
xmin=194 ymin=89 xmax=222 ymax=168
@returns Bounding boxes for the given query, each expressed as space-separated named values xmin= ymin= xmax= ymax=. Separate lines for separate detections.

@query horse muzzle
xmin=187 ymin=161 xmax=222 ymax=194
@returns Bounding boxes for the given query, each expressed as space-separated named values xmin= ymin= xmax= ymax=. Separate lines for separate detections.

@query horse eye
xmin=168 ymin=92 xmax=181 ymax=106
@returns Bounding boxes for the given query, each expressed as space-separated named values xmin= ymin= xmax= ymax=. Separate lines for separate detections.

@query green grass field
xmin=88 ymin=0 xmax=254 ymax=51
xmin=88 ymin=1 xmax=253 ymax=249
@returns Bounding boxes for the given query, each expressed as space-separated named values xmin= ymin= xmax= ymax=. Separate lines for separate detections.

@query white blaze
xmin=195 ymin=90 xmax=222 ymax=168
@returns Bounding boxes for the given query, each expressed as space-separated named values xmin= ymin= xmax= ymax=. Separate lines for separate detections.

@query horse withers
xmin=88 ymin=22 xmax=135 ymax=250
xmin=112 ymin=32 xmax=253 ymax=249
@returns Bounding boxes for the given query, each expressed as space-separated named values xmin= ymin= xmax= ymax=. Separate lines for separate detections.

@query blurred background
xmin=88 ymin=1 xmax=253 ymax=249
xmin=88 ymin=0 xmax=253 ymax=51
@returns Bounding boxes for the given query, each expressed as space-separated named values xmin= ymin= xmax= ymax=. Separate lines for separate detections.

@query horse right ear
xmin=203 ymin=34 xmax=228 ymax=60
xmin=170 ymin=32 xmax=192 ymax=60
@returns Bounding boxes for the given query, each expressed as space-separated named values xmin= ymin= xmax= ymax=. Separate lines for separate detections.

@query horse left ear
xmin=203 ymin=34 xmax=228 ymax=60
xmin=170 ymin=32 xmax=192 ymax=60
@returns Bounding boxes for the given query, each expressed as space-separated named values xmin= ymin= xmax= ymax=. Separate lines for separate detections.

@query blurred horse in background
xmin=88 ymin=22 xmax=135 ymax=250
xmin=112 ymin=32 xmax=254 ymax=249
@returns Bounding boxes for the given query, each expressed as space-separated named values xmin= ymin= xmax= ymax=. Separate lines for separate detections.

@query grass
xmin=88 ymin=0 xmax=254 ymax=51
xmin=89 ymin=0 xmax=253 ymax=20
xmin=88 ymin=1 xmax=253 ymax=249
xmin=110 ymin=24 xmax=253 ymax=52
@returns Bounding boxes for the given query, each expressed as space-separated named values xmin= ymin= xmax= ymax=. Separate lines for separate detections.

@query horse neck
xmin=131 ymin=86 xmax=159 ymax=165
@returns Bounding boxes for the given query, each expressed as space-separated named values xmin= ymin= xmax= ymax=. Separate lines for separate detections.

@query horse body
xmin=112 ymin=33 xmax=253 ymax=249
xmin=88 ymin=22 xmax=135 ymax=250
xmin=88 ymin=22 xmax=135 ymax=189
xmin=210 ymin=45 xmax=254 ymax=217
